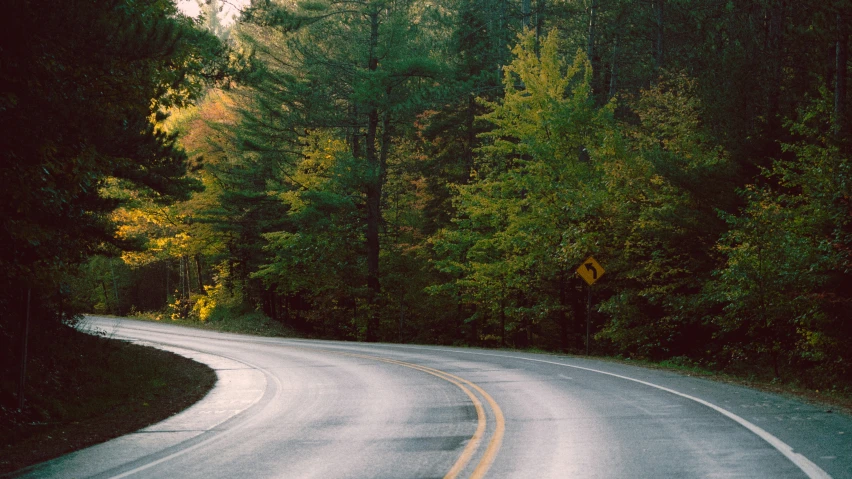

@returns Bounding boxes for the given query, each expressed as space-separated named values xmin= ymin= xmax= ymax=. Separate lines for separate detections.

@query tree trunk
xmin=587 ymin=0 xmax=597 ymax=62
xmin=588 ymin=0 xmax=599 ymax=101
xmin=18 ymin=288 xmax=31 ymax=412
xmin=195 ymin=254 xmax=205 ymax=294
xmin=496 ymin=0 xmax=508 ymax=80
xmin=352 ymin=298 xmax=358 ymax=338
xmin=653 ymin=0 xmax=665 ymax=72
xmin=765 ymin=0 xmax=785 ymax=138
xmin=836 ymin=11 xmax=849 ymax=139
xmin=351 ymin=104 xmax=361 ymax=159
xmin=109 ymin=259 xmax=119 ymax=313
xmin=101 ymin=281 xmax=111 ymax=313
xmin=398 ymin=295 xmax=405 ymax=343
xmin=558 ymin=271 xmax=569 ymax=351
xmin=609 ymin=33 xmax=619 ymax=99
xmin=184 ymin=255 xmax=192 ymax=298
xmin=284 ymin=295 xmax=292 ymax=326
xmin=535 ymin=0 xmax=545 ymax=46
xmin=464 ymin=94 xmax=476 ymax=180
xmin=500 ymin=291 xmax=506 ymax=347
xmin=365 ymin=9 xmax=381 ymax=342
xmin=178 ymin=255 xmax=185 ymax=300
xmin=164 ymin=260 xmax=169 ymax=305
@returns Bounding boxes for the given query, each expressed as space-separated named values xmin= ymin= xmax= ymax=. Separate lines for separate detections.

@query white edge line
xmin=387 ymin=346 xmax=833 ymax=479
xmin=104 ymin=338 xmax=280 ymax=479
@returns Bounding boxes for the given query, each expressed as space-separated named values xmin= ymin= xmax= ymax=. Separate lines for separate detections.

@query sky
xmin=176 ymin=0 xmax=247 ymax=26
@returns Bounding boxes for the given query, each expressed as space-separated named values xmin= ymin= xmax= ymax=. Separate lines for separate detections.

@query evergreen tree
xmin=239 ymin=0 xmax=444 ymax=339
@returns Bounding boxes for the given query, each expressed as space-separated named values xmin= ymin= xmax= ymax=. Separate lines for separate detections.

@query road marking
xmin=348 ymin=355 xmax=485 ymax=479
xmin=464 ymin=373 xmax=505 ymax=479
xmin=332 ymin=351 xmax=505 ymax=479
xmin=395 ymin=346 xmax=833 ymax=479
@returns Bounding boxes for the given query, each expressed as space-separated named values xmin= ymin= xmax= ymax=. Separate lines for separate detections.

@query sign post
xmin=576 ymin=256 xmax=604 ymax=356
xmin=586 ymin=284 xmax=591 ymax=356
xmin=18 ymin=288 xmax=31 ymax=412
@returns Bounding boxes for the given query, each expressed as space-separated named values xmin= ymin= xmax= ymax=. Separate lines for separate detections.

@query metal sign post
xmin=18 ymin=288 xmax=31 ymax=412
xmin=586 ymin=284 xmax=591 ymax=356
xmin=576 ymin=256 xmax=604 ymax=356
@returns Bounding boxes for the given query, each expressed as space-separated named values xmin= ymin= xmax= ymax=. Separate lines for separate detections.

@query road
xmin=12 ymin=316 xmax=852 ymax=479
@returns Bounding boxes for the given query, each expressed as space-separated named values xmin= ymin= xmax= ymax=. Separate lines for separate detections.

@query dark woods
xmin=0 ymin=0 xmax=224 ymax=411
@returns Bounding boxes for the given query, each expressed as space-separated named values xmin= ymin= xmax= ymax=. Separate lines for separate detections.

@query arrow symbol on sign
xmin=585 ymin=263 xmax=598 ymax=280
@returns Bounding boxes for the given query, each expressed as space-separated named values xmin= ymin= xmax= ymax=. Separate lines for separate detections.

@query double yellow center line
xmin=332 ymin=351 xmax=506 ymax=479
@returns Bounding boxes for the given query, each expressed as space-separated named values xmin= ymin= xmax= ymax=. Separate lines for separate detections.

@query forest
xmin=2 ymin=0 xmax=851 ymax=391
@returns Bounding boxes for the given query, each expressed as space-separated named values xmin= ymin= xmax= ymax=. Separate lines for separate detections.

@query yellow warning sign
xmin=577 ymin=256 xmax=604 ymax=285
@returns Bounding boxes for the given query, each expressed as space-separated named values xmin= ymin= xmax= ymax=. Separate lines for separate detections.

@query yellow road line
xmin=466 ymin=380 xmax=505 ymax=479
xmin=349 ymin=355 xmax=485 ymax=479
xmin=337 ymin=352 xmax=505 ymax=479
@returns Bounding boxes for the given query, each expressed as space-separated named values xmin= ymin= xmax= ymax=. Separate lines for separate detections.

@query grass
xmin=503 ymin=347 xmax=852 ymax=414
xmin=130 ymin=305 xmax=297 ymax=338
xmin=583 ymin=354 xmax=852 ymax=415
xmin=0 ymin=323 xmax=216 ymax=475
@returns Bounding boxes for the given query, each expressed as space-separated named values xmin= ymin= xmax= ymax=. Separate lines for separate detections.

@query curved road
xmin=13 ymin=316 xmax=852 ymax=479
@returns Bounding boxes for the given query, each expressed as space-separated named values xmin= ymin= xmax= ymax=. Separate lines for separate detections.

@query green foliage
xmin=253 ymin=133 xmax=367 ymax=312
xmin=432 ymin=31 xmax=613 ymax=349
xmin=707 ymin=92 xmax=852 ymax=378
xmin=0 ymin=0 xmax=224 ymax=345
xmin=709 ymin=187 xmax=829 ymax=369
xmin=595 ymin=73 xmax=733 ymax=359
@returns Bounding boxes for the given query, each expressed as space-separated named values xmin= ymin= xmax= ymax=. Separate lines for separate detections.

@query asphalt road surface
xmin=12 ymin=316 xmax=852 ymax=479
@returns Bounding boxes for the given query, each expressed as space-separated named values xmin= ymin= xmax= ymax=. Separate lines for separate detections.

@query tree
xmin=708 ymin=92 xmax=852 ymax=379
xmin=239 ymin=0 xmax=444 ymax=339
xmin=434 ymin=31 xmax=613 ymax=349
xmin=0 ymin=0 xmax=222 ymax=310
xmin=595 ymin=73 xmax=733 ymax=360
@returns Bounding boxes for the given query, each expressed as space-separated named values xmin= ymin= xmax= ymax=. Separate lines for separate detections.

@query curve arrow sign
xmin=584 ymin=263 xmax=598 ymax=280
xmin=577 ymin=256 xmax=604 ymax=285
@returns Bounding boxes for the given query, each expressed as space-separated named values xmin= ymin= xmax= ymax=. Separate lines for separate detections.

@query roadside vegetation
xmin=129 ymin=303 xmax=298 ymax=338
xmin=609 ymin=355 xmax=852 ymax=415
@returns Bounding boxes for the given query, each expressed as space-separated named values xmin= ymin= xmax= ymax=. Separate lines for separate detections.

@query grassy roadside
xmin=129 ymin=308 xmax=297 ymax=337
xmin=513 ymin=347 xmax=852 ymax=415
xmin=0 ymin=325 xmax=216 ymax=475
xmin=613 ymin=355 xmax=852 ymax=415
